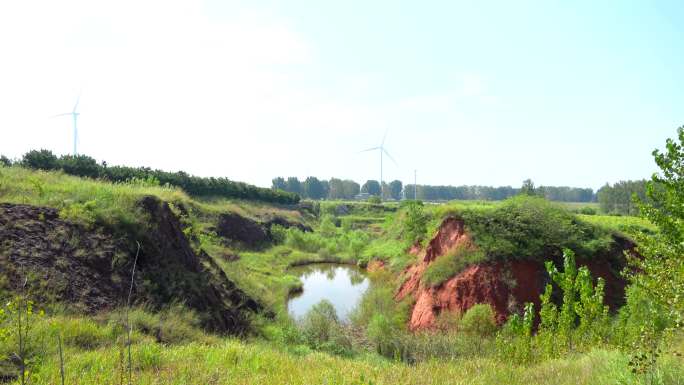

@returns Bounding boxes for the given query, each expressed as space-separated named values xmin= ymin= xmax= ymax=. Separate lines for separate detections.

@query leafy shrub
xmin=496 ymin=303 xmax=534 ymax=363
xmin=459 ymin=304 xmax=497 ymax=338
xmin=58 ymin=154 xmax=100 ymax=178
xmin=421 ymin=244 xmax=486 ymax=287
xmin=460 ymin=195 xmax=614 ymax=262
xmin=367 ymin=196 xmax=382 ymax=204
xmin=399 ymin=201 xmax=428 ymax=245
xmin=579 ymin=206 xmax=597 ymax=215
xmin=367 ymin=314 xmax=401 ymax=359
xmin=269 ymin=224 xmax=287 ymax=244
xmin=299 ymin=300 xmax=352 ymax=356
xmin=0 ymin=155 xmax=11 ymax=167
xmin=22 ymin=149 xmax=59 ymax=170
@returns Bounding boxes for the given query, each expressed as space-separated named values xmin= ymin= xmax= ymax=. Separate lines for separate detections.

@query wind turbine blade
xmin=383 ymin=148 xmax=398 ymax=166
xmin=358 ymin=146 xmax=380 ymax=153
xmin=381 ymin=128 xmax=388 ymax=146
xmin=50 ymin=113 xmax=72 ymax=118
xmin=72 ymin=93 xmax=81 ymax=113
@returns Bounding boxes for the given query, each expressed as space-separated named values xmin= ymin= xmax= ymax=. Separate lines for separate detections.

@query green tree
xmin=327 ymin=178 xmax=344 ymax=199
xmin=629 ymin=126 xmax=684 ymax=335
xmin=0 ymin=155 xmax=11 ymax=167
xmin=519 ymin=179 xmax=537 ymax=196
xmin=286 ymin=177 xmax=302 ymax=195
xmin=361 ymin=180 xmax=381 ymax=196
xmin=389 ymin=180 xmax=403 ymax=200
xmin=341 ymin=180 xmax=360 ymax=199
xmin=303 ymin=177 xmax=325 ymax=200
xmin=58 ymin=154 xmax=100 ymax=178
xmin=21 ymin=149 xmax=59 ymax=170
xmin=272 ymin=177 xmax=287 ymax=191
xmin=401 ymin=200 xmax=428 ymax=245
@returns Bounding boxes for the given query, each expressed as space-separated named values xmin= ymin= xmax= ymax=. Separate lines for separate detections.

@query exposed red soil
xmin=396 ymin=216 xmax=628 ymax=331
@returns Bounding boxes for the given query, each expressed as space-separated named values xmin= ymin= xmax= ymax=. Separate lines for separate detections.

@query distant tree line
xmin=8 ymin=149 xmax=300 ymax=204
xmin=596 ymin=180 xmax=648 ymax=215
xmin=403 ymin=181 xmax=594 ymax=202
xmin=273 ymin=175 xmax=595 ymax=203
xmin=272 ymin=176 xmax=406 ymax=200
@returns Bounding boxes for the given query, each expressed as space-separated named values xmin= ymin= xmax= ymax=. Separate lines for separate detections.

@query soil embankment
xmin=0 ymin=197 xmax=260 ymax=334
xmin=216 ymin=212 xmax=311 ymax=249
xmin=396 ymin=216 xmax=630 ymax=331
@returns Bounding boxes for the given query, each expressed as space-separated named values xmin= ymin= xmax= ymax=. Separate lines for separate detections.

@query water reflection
xmin=287 ymin=263 xmax=369 ymax=321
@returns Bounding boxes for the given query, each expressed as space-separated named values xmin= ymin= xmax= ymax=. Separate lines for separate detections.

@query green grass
xmin=24 ymin=335 xmax=684 ymax=385
xmin=0 ymin=165 xmax=187 ymax=231
xmin=578 ymin=214 xmax=656 ymax=236
xmin=422 ymin=244 xmax=486 ymax=287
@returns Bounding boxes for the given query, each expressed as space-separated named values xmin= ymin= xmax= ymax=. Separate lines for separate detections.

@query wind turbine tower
xmin=359 ymin=130 xmax=398 ymax=200
xmin=52 ymin=95 xmax=81 ymax=156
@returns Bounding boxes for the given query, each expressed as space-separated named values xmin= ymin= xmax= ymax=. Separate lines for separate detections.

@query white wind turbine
xmin=359 ymin=130 xmax=398 ymax=200
xmin=51 ymin=94 xmax=81 ymax=156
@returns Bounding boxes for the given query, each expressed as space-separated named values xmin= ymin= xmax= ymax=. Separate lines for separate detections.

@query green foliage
xmin=269 ymin=224 xmax=287 ymax=244
xmin=543 ymin=249 xmax=609 ymax=352
xmin=21 ymin=149 xmax=60 ymax=171
xmin=460 ymin=195 xmax=614 ymax=262
xmin=388 ymin=180 xmax=403 ymax=200
xmin=58 ymin=154 xmax=101 ymax=178
xmin=0 ymin=295 xmax=45 ymax=384
xmin=299 ymin=300 xmax=352 ymax=356
xmin=361 ymin=180 xmax=381 ymax=196
xmin=597 ymin=180 xmax=648 ymax=215
xmin=459 ymin=304 xmax=498 ymax=338
xmin=303 ymin=177 xmax=326 ymax=200
xmin=367 ymin=195 xmax=381 ymax=204
xmin=496 ymin=303 xmax=534 ymax=363
xmin=421 ymin=244 xmax=485 ymax=287
xmin=20 ymin=149 xmax=299 ymax=204
xmin=621 ymin=126 xmax=684 ymax=379
xmin=398 ymin=200 xmax=428 ymax=245
xmin=0 ymin=155 xmax=12 ymax=167
xmin=519 ymin=179 xmax=538 ymax=196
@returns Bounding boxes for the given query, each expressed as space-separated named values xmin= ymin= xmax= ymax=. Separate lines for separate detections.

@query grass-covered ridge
xmin=16 ymin=149 xmax=300 ymax=204
xmin=457 ymin=196 xmax=617 ymax=261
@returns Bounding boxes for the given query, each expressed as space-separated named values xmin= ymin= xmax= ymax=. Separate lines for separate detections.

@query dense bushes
xmin=496 ymin=249 xmax=611 ymax=363
xmin=459 ymin=196 xmax=615 ymax=262
xmin=281 ymin=217 xmax=370 ymax=261
xmin=17 ymin=149 xmax=299 ymax=204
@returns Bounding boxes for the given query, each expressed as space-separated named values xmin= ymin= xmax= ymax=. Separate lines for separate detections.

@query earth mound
xmin=396 ymin=216 xmax=631 ymax=331
xmin=0 ymin=197 xmax=260 ymax=334
xmin=216 ymin=213 xmax=311 ymax=249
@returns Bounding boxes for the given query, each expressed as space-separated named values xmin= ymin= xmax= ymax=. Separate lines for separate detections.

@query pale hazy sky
xmin=1 ymin=0 xmax=682 ymax=190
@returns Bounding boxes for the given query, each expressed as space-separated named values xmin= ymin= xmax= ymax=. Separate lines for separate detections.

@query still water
xmin=287 ymin=263 xmax=369 ymax=321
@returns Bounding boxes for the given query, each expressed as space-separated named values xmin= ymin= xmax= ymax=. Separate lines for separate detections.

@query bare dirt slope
xmin=0 ymin=197 xmax=260 ymax=334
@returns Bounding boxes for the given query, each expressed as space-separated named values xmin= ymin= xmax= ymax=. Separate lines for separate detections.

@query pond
xmin=287 ymin=263 xmax=369 ymax=321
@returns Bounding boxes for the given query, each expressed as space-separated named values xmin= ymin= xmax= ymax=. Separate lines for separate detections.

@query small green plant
xmin=496 ymin=302 xmax=534 ymax=363
xmin=299 ymin=300 xmax=352 ymax=356
xmin=542 ymin=249 xmax=609 ymax=353
xmin=1 ymin=295 xmax=44 ymax=385
xmin=459 ymin=304 xmax=498 ymax=338
xmin=400 ymin=200 xmax=428 ymax=245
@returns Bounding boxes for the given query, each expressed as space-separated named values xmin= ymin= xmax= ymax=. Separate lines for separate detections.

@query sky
xmin=0 ymin=0 xmax=682 ymax=190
